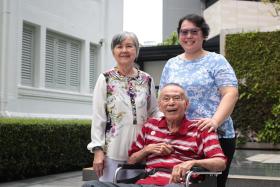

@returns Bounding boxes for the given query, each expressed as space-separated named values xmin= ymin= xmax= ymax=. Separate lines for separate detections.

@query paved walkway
xmin=0 ymin=149 xmax=279 ymax=187
xmin=0 ymin=171 xmax=83 ymax=187
xmin=230 ymin=149 xmax=280 ymax=177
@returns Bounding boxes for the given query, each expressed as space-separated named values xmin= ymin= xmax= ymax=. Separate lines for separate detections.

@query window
xmin=89 ymin=44 xmax=98 ymax=91
xmin=45 ymin=32 xmax=81 ymax=91
xmin=21 ymin=24 xmax=35 ymax=86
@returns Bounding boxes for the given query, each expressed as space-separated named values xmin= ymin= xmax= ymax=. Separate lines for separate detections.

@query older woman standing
xmin=87 ymin=31 xmax=159 ymax=182
xmin=159 ymin=14 xmax=239 ymax=187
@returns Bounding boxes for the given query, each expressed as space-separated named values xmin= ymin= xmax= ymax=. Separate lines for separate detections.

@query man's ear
xmin=184 ymin=100 xmax=189 ymax=109
xmin=158 ymin=100 xmax=163 ymax=112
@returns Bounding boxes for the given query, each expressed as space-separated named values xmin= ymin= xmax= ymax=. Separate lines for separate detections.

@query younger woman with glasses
xmin=159 ymin=14 xmax=239 ymax=187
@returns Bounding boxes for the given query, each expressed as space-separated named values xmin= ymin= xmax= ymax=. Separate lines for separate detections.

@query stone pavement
xmin=0 ymin=149 xmax=279 ymax=187
xmin=0 ymin=171 xmax=83 ymax=187
xmin=230 ymin=149 xmax=280 ymax=177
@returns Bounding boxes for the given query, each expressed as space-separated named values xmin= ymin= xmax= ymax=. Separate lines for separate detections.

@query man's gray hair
xmin=159 ymin=83 xmax=188 ymax=101
xmin=111 ymin=31 xmax=140 ymax=57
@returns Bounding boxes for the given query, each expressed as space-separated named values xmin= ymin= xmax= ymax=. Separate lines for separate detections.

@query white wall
xmin=143 ymin=60 xmax=166 ymax=87
xmin=204 ymin=0 xmax=280 ymax=39
xmin=162 ymin=0 xmax=203 ymax=40
xmin=0 ymin=0 xmax=124 ymax=118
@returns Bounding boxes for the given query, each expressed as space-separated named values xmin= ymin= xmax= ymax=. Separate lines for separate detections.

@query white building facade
xmin=162 ymin=0 xmax=279 ymax=41
xmin=1 ymin=0 xmax=279 ymax=119
xmin=204 ymin=0 xmax=280 ymax=39
xmin=0 ymin=0 xmax=123 ymax=118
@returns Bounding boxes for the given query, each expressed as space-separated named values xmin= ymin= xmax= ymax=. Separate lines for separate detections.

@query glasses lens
xmin=162 ymin=95 xmax=182 ymax=102
xmin=180 ymin=28 xmax=200 ymax=36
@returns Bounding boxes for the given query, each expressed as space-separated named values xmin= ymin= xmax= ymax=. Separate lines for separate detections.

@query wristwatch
xmin=92 ymin=146 xmax=103 ymax=153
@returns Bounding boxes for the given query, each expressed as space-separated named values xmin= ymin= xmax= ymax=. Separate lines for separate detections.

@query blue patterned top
xmin=159 ymin=52 xmax=238 ymax=138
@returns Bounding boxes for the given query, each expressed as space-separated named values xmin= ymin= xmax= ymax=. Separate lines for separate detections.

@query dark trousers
xmin=217 ymin=138 xmax=236 ymax=187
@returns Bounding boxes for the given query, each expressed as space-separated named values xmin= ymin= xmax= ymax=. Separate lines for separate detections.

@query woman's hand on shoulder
xmin=195 ymin=118 xmax=219 ymax=132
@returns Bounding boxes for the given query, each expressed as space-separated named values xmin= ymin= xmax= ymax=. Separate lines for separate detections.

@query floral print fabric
xmin=87 ymin=68 xmax=159 ymax=161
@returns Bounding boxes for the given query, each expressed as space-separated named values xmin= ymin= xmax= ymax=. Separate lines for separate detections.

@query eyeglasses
xmin=161 ymin=95 xmax=184 ymax=103
xmin=179 ymin=28 xmax=200 ymax=36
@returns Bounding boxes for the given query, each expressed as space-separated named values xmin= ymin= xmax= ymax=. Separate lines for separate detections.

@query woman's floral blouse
xmin=87 ymin=68 xmax=159 ymax=160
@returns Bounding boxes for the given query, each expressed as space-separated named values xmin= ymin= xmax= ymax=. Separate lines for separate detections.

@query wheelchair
xmin=114 ymin=164 xmax=221 ymax=187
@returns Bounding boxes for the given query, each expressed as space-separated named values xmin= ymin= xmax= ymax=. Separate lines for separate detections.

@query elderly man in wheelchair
xmin=83 ymin=83 xmax=226 ymax=187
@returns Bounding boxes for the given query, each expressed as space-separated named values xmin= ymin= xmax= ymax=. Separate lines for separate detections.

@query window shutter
xmin=21 ymin=25 xmax=34 ymax=85
xmin=70 ymin=42 xmax=80 ymax=88
xmin=56 ymin=39 xmax=67 ymax=87
xmin=45 ymin=34 xmax=55 ymax=87
xmin=45 ymin=32 xmax=81 ymax=91
xmin=89 ymin=45 xmax=97 ymax=90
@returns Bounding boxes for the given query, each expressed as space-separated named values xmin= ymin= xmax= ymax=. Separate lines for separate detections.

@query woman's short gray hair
xmin=111 ymin=31 xmax=140 ymax=57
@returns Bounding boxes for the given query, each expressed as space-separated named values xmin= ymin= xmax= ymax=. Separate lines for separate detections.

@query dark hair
xmin=177 ymin=14 xmax=210 ymax=39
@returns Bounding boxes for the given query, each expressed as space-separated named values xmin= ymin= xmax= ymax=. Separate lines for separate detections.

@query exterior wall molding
xmin=0 ymin=110 xmax=91 ymax=119
xmin=18 ymin=86 xmax=92 ymax=103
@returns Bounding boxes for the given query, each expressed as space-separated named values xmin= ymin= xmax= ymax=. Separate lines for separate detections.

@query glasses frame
xmin=161 ymin=95 xmax=184 ymax=103
xmin=179 ymin=28 xmax=201 ymax=36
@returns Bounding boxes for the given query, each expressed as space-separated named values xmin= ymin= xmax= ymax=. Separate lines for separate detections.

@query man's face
xmin=159 ymin=85 xmax=188 ymax=122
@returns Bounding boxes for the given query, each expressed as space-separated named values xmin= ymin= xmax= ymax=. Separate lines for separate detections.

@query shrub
xmin=0 ymin=118 xmax=92 ymax=182
xmin=258 ymin=119 xmax=280 ymax=144
xmin=257 ymin=98 xmax=280 ymax=143
xmin=225 ymin=30 xmax=280 ymax=139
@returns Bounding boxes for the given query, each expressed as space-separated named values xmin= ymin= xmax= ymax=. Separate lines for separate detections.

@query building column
xmin=0 ymin=0 xmax=10 ymax=116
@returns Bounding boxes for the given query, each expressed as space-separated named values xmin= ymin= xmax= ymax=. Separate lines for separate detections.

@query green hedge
xmin=0 ymin=118 xmax=92 ymax=182
xmin=225 ymin=30 xmax=280 ymax=140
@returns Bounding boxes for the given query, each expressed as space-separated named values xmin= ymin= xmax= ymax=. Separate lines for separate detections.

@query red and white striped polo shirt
xmin=128 ymin=116 xmax=226 ymax=186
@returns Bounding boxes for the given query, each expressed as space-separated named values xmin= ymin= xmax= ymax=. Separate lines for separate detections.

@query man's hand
xmin=144 ymin=143 xmax=174 ymax=156
xmin=93 ymin=150 xmax=105 ymax=178
xmin=170 ymin=160 xmax=196 ymax=183
xmin=128 ymin=142 xmax=173 ymax=164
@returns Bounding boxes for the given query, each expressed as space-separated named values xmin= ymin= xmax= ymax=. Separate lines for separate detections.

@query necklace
xmin=115 ymin=66 xmax=137 ymax=77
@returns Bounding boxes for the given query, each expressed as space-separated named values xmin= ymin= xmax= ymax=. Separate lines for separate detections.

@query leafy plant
xmin=262 ymin=0 xmax=280 ymax=18
xmin=159 ymin=31 xmax=179 ymax=45
xmin=258 ymin=98 xmax=280 ymax=144
xmin=226 ymin=30 xmax=280 ymax=141
xmin=257 ymin=119 xmax=280 ymax=144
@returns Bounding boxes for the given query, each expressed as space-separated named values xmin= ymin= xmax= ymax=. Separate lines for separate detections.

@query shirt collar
xmin=158 ymin=116 xmax=191 ymax=135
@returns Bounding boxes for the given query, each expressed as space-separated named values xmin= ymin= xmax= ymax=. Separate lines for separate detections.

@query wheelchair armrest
xmin=185 ymin=167 xmax=222 ymax=187
xmin=190 ymin=166 xmax=210 ymax=172
xmin=190 ymin=166 xmax=222 ymax=174
xmin=114 ymin=163 xmax=146 ymax=183
xmin=117 ymin=163 xmax=146 ymax=170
